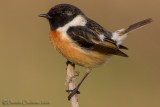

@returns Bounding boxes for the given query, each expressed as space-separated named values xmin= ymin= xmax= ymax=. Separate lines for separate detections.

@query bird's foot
xmin=66 ymin=88 xmax=80 ymax=100
xmin=66 ymin=60 xmax=75 ymax=67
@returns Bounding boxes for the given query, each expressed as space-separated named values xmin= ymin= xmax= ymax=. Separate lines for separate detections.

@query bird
xmin=39 ymin=4 xmax=152 ymax=100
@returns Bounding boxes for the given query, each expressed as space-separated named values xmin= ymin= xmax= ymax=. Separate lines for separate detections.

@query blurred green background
xmin=0 ymin=0 xmax=159 ymax=107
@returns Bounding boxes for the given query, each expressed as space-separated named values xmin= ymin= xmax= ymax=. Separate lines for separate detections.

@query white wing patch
xmin=99 ymin=34 xmax=106 ymax=42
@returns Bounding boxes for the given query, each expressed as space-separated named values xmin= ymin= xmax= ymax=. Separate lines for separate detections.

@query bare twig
xmin=65 ymin=62 xmax=79 ymax=107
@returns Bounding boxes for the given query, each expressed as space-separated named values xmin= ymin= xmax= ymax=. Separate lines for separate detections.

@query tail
xmin=119 ymin=18 xmax=153 ymax=35
xmin=112 ymin=18 xmax=153 ymax=45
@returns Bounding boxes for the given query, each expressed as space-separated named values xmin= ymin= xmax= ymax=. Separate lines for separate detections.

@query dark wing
xmin=119 ymin=45 xmax=128 ymax=50
xmin=67 ymin=26 xmax=128 ymax=57
xmin=86 ymin=19 xmax=112 ymax=38
xmin=86 ymin=19 xmax=128 ymax=50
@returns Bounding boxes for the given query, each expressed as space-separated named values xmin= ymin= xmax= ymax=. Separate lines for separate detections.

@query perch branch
xmin=65 ymin=61 xmax=79 ymax=107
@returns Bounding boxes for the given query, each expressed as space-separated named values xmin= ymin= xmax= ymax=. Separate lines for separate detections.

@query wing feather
xmin=67 ymin=26 xmax=128 ymax=57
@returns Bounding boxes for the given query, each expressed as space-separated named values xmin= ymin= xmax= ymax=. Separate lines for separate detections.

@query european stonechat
xmin=39 ymin=4 xmax=152 ymax=100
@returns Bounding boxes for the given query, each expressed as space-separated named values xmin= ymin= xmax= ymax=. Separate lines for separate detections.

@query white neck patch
xmin=57 ymin=15 xmax=87 ymax=32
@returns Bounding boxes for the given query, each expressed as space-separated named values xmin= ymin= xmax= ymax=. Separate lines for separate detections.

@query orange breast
xmin=50 ymin=31 xmax=110 ymax=68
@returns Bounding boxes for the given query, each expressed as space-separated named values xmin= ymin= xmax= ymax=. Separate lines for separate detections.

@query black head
xmin=39 ymin=4 xmax=84 ymax=30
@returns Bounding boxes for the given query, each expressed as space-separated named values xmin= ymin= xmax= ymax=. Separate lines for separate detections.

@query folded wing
xmin=67 ymin=26 xmax=128 ymax=57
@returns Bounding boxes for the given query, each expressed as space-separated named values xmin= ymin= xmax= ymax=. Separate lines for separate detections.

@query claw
xmin=66 ymin=88 xmax=80 ymax=100
xmin=66 ymin=89 xmax=80 ymax=94
xmin=66 ymin=61 xmax=75 ymax=67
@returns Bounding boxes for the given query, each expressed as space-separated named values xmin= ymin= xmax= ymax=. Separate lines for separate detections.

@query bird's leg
xmin=67 ymin=68 xmax=91 ymax=100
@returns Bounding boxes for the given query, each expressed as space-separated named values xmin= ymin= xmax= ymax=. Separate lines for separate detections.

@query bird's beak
xmin=39 ymin=14 xmax=52 ymax=19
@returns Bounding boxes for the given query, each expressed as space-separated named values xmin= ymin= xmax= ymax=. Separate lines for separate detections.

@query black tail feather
xmin=121 ymin=18 xmax=153 ymax=35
